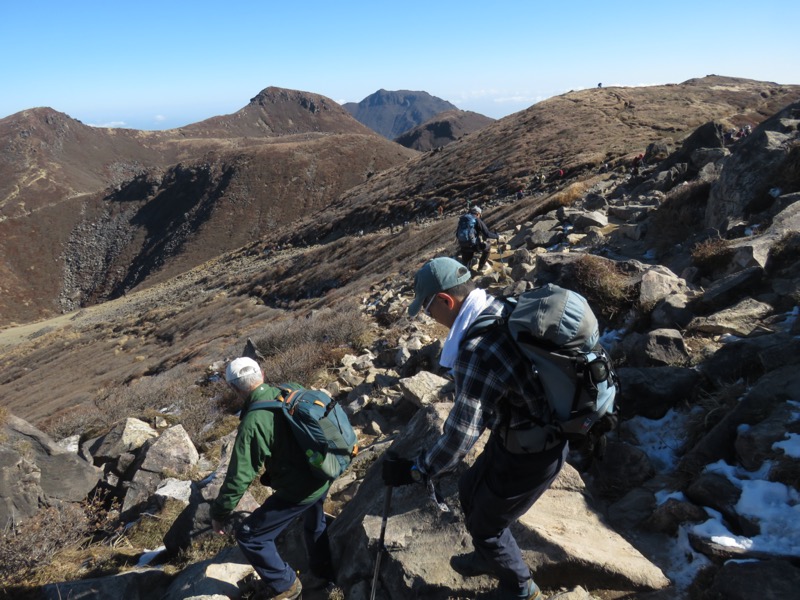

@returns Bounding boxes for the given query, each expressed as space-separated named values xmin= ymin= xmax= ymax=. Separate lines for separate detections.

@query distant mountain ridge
xmin=394 ymin=109 xmax=495 ymax=151
xmin=0 ymin=88 xmax=416 ymax=326
xmin=343 ymin=89 xmax=459 ymax=139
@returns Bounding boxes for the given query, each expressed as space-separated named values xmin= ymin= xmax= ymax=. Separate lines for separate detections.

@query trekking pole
xmin=369 ymin=485 xmax=393 ymax=600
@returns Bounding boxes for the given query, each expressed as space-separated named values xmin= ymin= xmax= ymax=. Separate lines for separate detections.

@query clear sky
xmin=2 ymin=1 xmax=799 ymax=130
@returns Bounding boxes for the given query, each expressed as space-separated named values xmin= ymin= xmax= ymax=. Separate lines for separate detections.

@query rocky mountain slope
xmin=394 ymin=108 xmax=495 ymax=151
xmin=1 ymin=76 xmax=799 ymax=599
xmin=0 ymin=88 xmax=416 ymax=326
xmin=343 ymin=89 xmax=459 ymax=139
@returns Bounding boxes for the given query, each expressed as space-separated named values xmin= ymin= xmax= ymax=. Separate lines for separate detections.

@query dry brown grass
xmin=552 ymin=180 xmax=590 ymax=207
xmin=768 ymin=231 xmax=800 ymax=272
xmin=691 ymin=236 xmax=734 ymax=276
xmin=0 ymin=489 xmax=126 ymax=592
xmin=252 ymin=301 xmax=371 ymax=387
xmin=569 ymin=254 xmax=636 ymax=322
xmin=647 ymin=180 xmax=711 ymax=252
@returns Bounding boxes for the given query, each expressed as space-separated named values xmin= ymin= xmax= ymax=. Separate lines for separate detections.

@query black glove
xmin=259 ymin=470 xmax=272 ymax=487
xmin=382 ymin=453 xmax=415 ymax=486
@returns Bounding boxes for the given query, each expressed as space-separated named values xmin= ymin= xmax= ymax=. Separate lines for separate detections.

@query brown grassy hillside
xmin=394 ymin=109 xmax=495 ymax=151
xmin=2 ymin=76 xmax=800 ymax=426
xmin=0 ymin=88 xmax=416 ymax=326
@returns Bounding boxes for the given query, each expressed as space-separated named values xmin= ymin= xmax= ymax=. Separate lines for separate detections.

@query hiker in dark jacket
xmin=458 ymin=205 xmax=500 ymax=273
xmin=211 ymin=357 xmax=333 ymax=600
xmin=383 ymin=257 xmax=566 ymax=600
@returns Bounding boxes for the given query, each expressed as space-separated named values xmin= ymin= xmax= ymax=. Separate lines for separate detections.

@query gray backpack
xmin=467 ymin=284 xmax=619 ymax=447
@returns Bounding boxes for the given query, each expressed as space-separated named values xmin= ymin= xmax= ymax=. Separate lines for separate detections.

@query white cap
xmin=225 ymin=357 xmax=261 ymax=383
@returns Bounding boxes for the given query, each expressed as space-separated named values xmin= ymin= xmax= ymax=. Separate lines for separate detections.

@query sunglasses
xmin=423 ymin=294 xmax=437 ymax=316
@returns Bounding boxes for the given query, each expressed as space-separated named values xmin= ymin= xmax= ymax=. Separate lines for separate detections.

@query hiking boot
xmin=450 ymin=551 xmax=497 ymax=577
xmin=263 ymin=577 xmax=302 ymax=600
xmin=495 ymin=578 xmax=542 ymax=600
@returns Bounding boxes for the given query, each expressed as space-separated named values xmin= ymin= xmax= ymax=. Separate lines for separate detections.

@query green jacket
xmin=210 ymin=383 xmax=330 ymax=521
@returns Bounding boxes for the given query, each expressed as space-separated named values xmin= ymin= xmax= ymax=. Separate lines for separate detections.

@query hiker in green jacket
xmin=210 ymin=357 xmax=333 ymax=600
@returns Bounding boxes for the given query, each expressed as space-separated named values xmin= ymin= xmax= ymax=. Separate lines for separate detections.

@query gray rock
xmin=607 ymin=487 xmax=657 ymax=530
xmin=583 ymin=193 xmax=608 ymax=211
xmin=685 ymin=472 xmax=743 ymax=532
xmin=588 ymin=441 xmax=655 ymax=500
xmin=679 ymin=366 xmax=800 ymax=478
xmin=330 ymin=404 xmax=669 ymax=598
xmin=623 ymin=329 xmax=690 ymax=367
xmin=0 ymin=448 xmax=42 ymax=525
xmin=705 ymin=559 xmax=800 ymax=600
xmin=573 ymin=211 xmax=608 ymax=230
xmin=609 ymin=204 xmax=653 ymax=222
xmin=616 ymin=367 xmax=704 ymax=420
xmin=41 ymin=569 xmax=173 ymax=600
xmin=161 ymin=546 xmax=253 ymax=600
xmin=694 ymin=266 xmax=764 ymax=311
xmin=705 ymin=100 xmax=800 ymax=231
xmin=650 ymin=294 xmax=695 ymax=329
xmin=2 ymin=415 xmax=101 ymax=505
xmin=638 ymin=266 xmax=689 ymax=310
xmin=727 ymin=199 xmax=800 ymax=269
xmin=735 ymin=401 xmax=799 ymax=471
xmin=398 ymin=370 xmax=449 ymax=407
xmin=699 ymin=333 xmax=800 ymax=386
xmin=643 ymin=498 xmax=708 ymax=536
xmin=688 ymin=297 xmax=773 ymax=337
xmin=87 ymin=417 xmax=158 ymax=464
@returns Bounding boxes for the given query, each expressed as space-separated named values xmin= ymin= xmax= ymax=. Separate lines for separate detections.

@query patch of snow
xmin=137 ymin=545 xmax=166 ymax=567
xmin=624 ymin=408 xmax=700 ymax=471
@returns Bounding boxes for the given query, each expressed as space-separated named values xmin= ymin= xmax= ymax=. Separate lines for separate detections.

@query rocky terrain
xmin=1 ymin=76 xmax=799 ymax=599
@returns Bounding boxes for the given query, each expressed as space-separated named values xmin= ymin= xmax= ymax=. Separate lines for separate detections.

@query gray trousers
xmin=458 ymin=433 xmax=568 ymax=588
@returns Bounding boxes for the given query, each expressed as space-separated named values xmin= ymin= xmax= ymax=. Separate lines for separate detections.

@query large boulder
xmin=85 ymin=417 xmax=158 ymax=465
xmin=398 ymin=370 xmax=450 ymax=407
xmin=705 ymin=101 xmax=800 ymax=231
xmin=726 ymin=196 xmax=800 ymax=269
xmin=616 ymin=367 xmax=704 ymax=420
xmin=161 ymin=546 xmax=253 ymax=600
xmin=687 ymin=297 xmax=773 ymax=337
xmin=330 ymin=404 xmax=669 ymax=598
xmin=0 ymin=448 xmax=42 ymax=525
xmin=0 ymin=415 xmax=101 ymax=526
xmin=41 ymin=569 xmax=172 ymax=600
xmin=122 ymin=425 xmax=199 ymax=516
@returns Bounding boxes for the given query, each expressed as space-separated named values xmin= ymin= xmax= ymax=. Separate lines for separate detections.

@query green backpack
xmin=247 ymin=383 xmax=358 ymax=481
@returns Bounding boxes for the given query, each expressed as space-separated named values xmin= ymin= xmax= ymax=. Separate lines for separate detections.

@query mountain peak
xmin=343 ymin=89 xmax=459 ymax=139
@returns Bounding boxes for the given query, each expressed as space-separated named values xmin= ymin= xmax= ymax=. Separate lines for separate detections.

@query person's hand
xmin=382 ymin=453 xmax=416 ymax=486
xmin=211 ymin=518 xmax=227 ymax=535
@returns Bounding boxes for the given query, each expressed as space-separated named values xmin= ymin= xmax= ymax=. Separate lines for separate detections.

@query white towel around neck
xmin=439 ymin=288 xmax=493 ymax=370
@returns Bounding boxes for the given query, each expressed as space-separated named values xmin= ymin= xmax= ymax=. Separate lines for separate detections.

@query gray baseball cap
xmin=408 ymin=257 xmax=471 ymax=316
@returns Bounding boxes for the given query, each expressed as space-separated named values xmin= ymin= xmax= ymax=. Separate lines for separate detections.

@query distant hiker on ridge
xmin=455 ymin=205 xmax=500 ymax=274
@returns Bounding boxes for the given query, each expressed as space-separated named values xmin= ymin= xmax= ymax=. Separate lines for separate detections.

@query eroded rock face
xmin=705 ymin=100 xmax=800 ymax=231
xmin=0 ymin=415 xmax=101 ymax=525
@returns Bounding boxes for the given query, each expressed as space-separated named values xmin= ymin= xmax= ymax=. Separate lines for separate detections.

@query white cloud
xmin=87 ymin=121 xmax=127 ymax=128
xmin=154 ymin=114 xmax=167 ymax=122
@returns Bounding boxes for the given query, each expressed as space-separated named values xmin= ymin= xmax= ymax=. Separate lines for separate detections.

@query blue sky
xmin=2 ymin=1 xmax=799 ymax=130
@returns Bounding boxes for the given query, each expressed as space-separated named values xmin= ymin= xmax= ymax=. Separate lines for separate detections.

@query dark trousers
xmin=458 ymin=434 xmax=568 ymax=589
xmin=460 ymin=241 xmax=491 ymax=270
xmin=236 ymin=492 xmax=332 ymax=594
